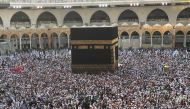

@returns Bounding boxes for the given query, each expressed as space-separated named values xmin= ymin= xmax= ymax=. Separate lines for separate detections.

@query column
xmin=30 ymin=36 xmax=32 ymax=49
xmin=8 ymin=36 xmax=11 ymax=51
xmin=19 ymin=36 xmax=22 ymax=50
xmin=39 ymin=36 xmax=42 ymax=49
xmin=58 ymin=34 xmax=61 ymax=48
xmin=48 ymin=34 xmax=51 ymax=49
xmin=161 ymin=35 xmax=164 ymax=47
xmin=184 ymin=34 xmax=186 ymax=47
xmin=151 ymin=34 xmax=153 ymax=47
xmin=172 ymin=29 xmax=176 ymax=48
xmin=140 ymin=36 xmax=142 ymax=48
xmin=67 ymin=35 xmax=70 ymax=49
xmin=118 ymin=36 xmax=121 ymax=48
xmin=16 ymin=38 xmax=18 ymax=50
xmin=120 ymin=37 xmax=123 ymax=49
xmin=129 ymin=34 xmax=131 ymax=47
xmin=113 ymin=45 xmax=116 ymax=64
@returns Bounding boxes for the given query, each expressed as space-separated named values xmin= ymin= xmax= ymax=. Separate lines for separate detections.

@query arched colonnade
xmin=118 ymin=26 xmax=190 ymax=49
xmin=0 ymin=27 xmax=70 ymax=52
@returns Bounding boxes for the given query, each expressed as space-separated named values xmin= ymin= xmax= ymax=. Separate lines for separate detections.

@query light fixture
xmin=12 ymin=5 xmax=22 ymax=9
xmin=63 ymin=5 xmax=72 ymax=8
xmin=161 ymin=2 xmax=168 ymax=5
xmin=98 ymin=4 xmax=108 ymax=8
xmin=130 ymin=3 xmax=139 ymax=7
xmin=36 ymin=6 xmax=43 ymax=9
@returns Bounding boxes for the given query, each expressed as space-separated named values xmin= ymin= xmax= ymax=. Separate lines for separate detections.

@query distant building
xmin=0 ymin=0 xmax=190 ymax=54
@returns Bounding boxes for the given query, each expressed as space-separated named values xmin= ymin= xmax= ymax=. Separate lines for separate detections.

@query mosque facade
xmin=0 ymin=0 xmax=190 ymax=54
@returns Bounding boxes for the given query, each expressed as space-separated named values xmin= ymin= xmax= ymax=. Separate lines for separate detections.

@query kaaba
xmin=70 ymin=26 xmax=118 ymax=73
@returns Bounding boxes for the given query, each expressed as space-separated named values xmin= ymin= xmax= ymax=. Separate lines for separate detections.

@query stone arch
xmin=152 ymin=31 xmax=162 ymax=45
xmin=163 ymin=31 xmax=172 ymax=45
xmin=64 ymin=11 xmax=83 ymax=26
xmin=121 ymin=31 xmax=129 ymax=39
xmin=60 ymin=32 xmax=68 ymax=48
xmin=0 ymin=34 xmax=7 ymax=42
xmin=177 ymin=8 xmax=190 ymax=25
xmin=37 ymin=11 xmax=57 ymax=27
xmin=0 ymin=35 xmax=8 ymax=55
xmin=118 ymin=9 xmax=139 ymax=25
xmin=120 ymin=31 xmax=129 ymax=49
xmin=131 ymin=31 xmax=140 ymax=48
xmin=90 ymin=10 xmax=110 ymax=25
xmin=147 ymin=9 xmax=169 ymax=25
xmin=51 ymin=32 xmax=59 ymax=49
xmin=10 ymin=34 xmax=19 ymax=51
xmin=31 ymin=33 xmax=39 ymax=49
xmin=142 ymin=31 xmax=151 ymax=45
xmin=41 ymin=33 xmax=49 ymax=49
xmin=186 ymin=31 xmax=190 ymax=47
xmin=0 ymin=17 xmax=3 ymax=27
xmin=10 ymin=11 xmax=31 ymax=28
xmin=175 ymin=31 xmax=185 ymax=48
xmin=21 ymin=34 xmax=30 ymax=50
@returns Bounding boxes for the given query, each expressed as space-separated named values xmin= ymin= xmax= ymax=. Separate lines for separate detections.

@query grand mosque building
xmin=0 ymin=0 xmax=190 ymax=54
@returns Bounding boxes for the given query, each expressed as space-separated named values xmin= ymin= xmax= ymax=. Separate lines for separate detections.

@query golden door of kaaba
xmin=70 ymin=26 xmax=118 ymax=73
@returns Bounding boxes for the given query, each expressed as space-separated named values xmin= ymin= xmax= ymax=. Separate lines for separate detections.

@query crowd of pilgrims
xmin=0 ymin=48 xmax=190 ymax=109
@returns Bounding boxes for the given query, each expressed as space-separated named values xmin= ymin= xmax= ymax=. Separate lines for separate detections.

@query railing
xmin=37 ymin=21 xmax=57 ymax=27
xmin=90 ymin=20 xmax=110 ymax=22
xmin=176 ymin=19 xmax=190 ymax=25
xmin=7 ymin=0 xmax=186 ymax=5
xmin=146 ymin=20 xmax=169 ymax=26
xmin=9 ymin=0 xmax=174 ymax=3
xmin=64 ymin=21 xmax=83 ymax=23
xmin=64 ymin=21 xmax=83 ymax=26
xmin=0 ymin=0 xmax=185 ymax=8
xmin=0 ymin=0 xmax=187 ymax=4
xmin=118 ymin=19 xmax=139 ymax=22
xmin=90 ymin=20 xmax=110 ymax=26
xmin=10 ymin=22 xmax=31 ymax=28
xmin=118 ymin=21 xmax=139 ymax=26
